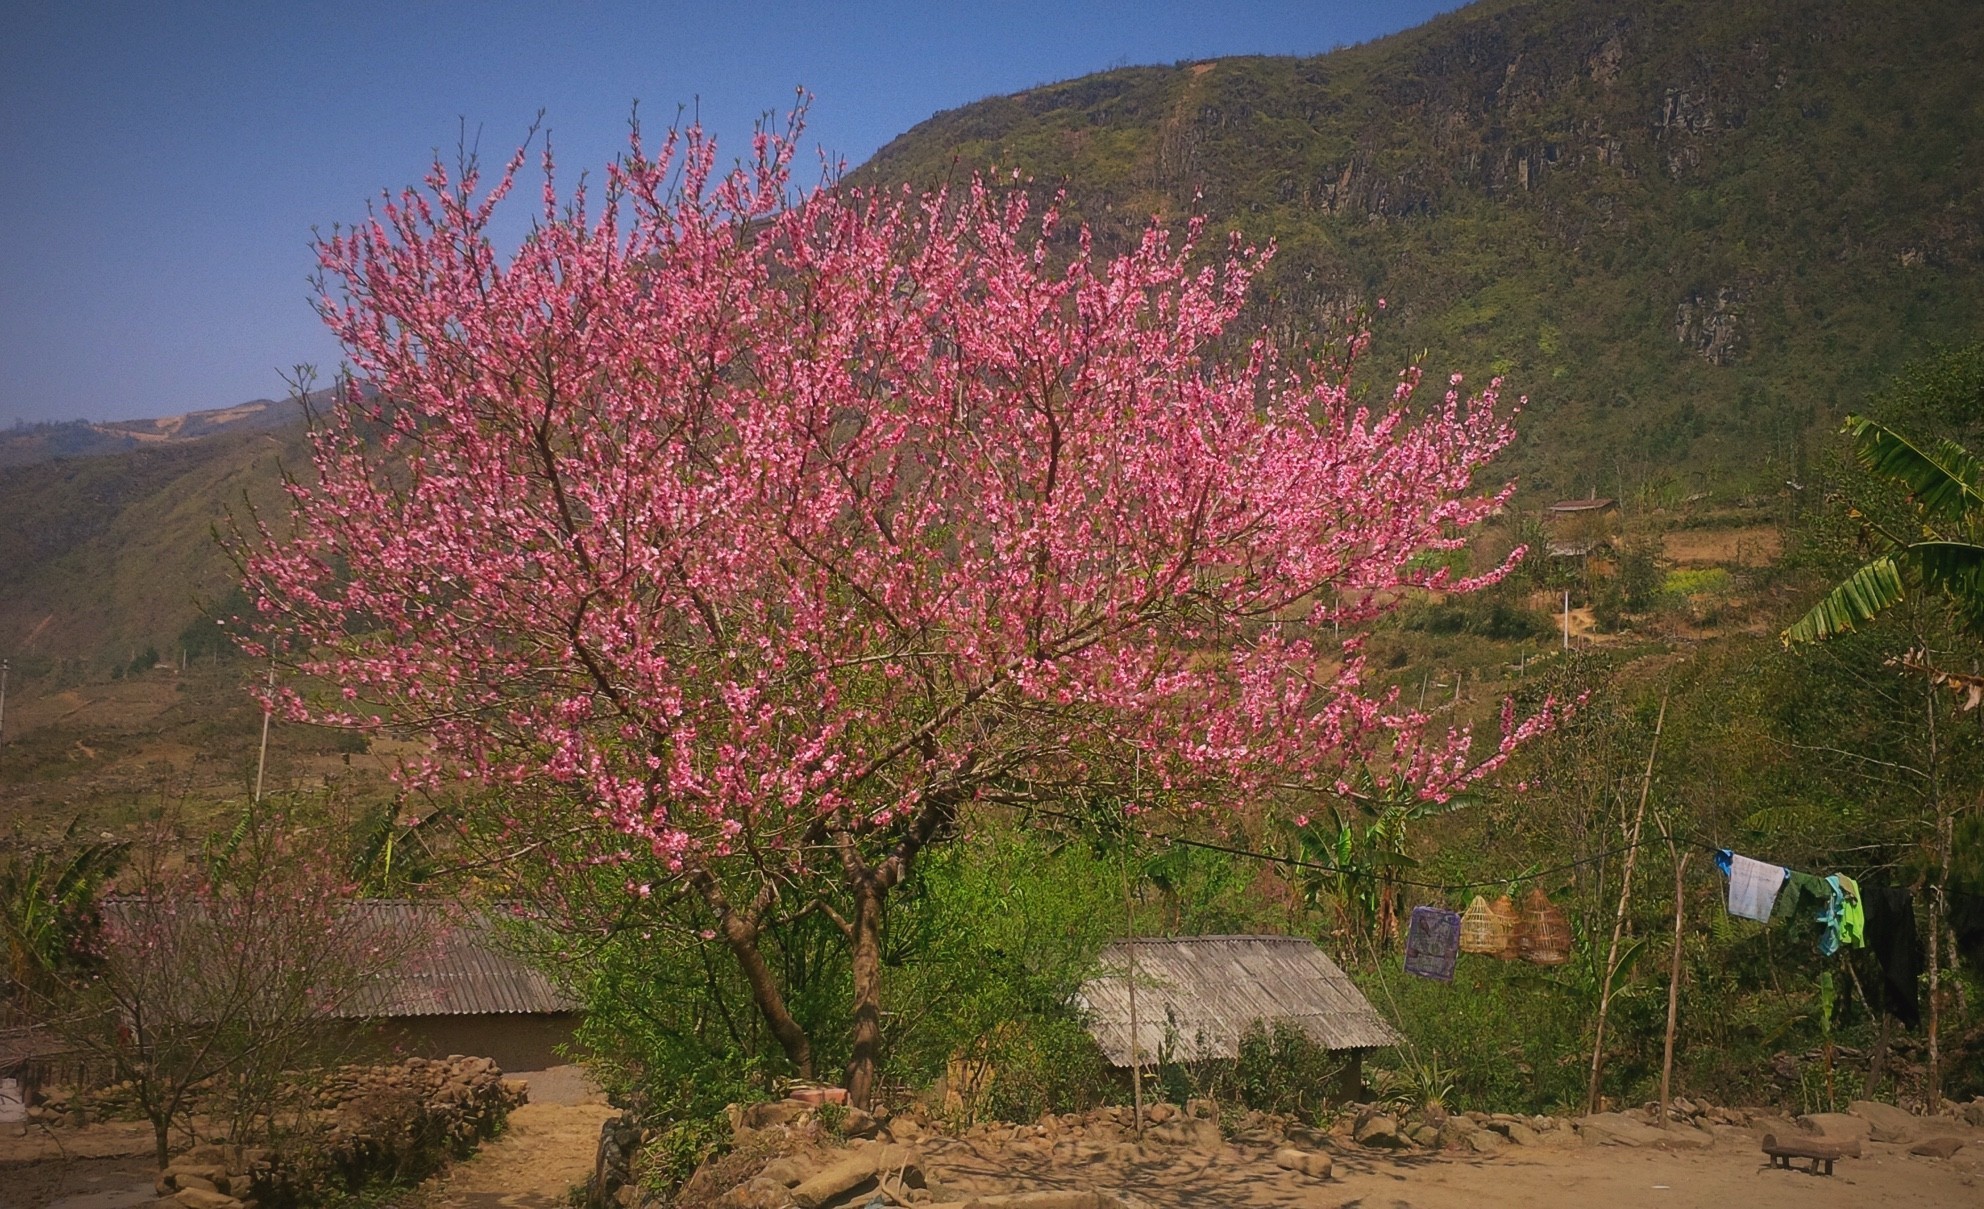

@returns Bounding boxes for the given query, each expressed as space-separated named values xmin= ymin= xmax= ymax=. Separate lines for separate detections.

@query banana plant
xmin=1785 ymin=415 xmax=1984 ymax=643
xmin=1287 ymin=771 xmax=1476 ymax=955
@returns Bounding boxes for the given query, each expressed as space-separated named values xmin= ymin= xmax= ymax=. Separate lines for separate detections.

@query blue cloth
xmin=1404 ymin=905 xmax=1462 ymax=982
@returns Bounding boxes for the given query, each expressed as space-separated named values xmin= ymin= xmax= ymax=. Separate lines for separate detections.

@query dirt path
xmin=422 ymin=1070 xmax=615 ymax=1209
xmin=921 ymin=1128 xmax=1982 ymax=1209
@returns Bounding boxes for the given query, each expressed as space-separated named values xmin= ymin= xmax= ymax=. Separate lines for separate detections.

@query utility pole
xmin=0 ymin=658 xmax=9 ymax=746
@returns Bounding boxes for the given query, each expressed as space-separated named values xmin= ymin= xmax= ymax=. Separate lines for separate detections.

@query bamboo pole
xmin=1659 ymin=843 xmax=1690 ymax=1126
xmin=1586 ymin=690 xmax=1667 ymax=1115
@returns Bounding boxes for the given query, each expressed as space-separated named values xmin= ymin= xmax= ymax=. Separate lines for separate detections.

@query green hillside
xmin=853 ymin=0 xmax=1984 ymax=499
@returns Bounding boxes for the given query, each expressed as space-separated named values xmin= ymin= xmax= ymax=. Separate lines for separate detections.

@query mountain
xmin=0 ymin=396 xmax=310 ymax=470
xmin=4 ymin=0 xmax=1981 ymax=667
xmin=852 ymin=0 xmax=1984 ymax=500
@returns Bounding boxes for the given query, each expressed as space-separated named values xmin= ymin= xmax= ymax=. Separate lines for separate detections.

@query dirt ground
xmin=917 ymin=1130 xmax=1981 ymax=1208
xmin=416 ymin=1066 xmax=616 ymax=1209
xmin=1662 ymin=525 xmax=1782 ymax=568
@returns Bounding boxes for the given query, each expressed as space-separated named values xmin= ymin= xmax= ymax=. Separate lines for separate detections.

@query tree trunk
xmin=845 ymin=877 xmax=885 ymax=1110
xmin=694 ymin=873 xmax=814 ymax=1079
xmin=151 ymin=1112 xmax=170 ymax=1171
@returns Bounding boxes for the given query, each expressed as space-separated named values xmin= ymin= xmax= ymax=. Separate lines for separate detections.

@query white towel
xmin=1728 ymin=853 xmax=1786 ymax=922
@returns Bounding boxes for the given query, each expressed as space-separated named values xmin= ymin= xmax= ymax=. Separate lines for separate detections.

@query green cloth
xmin=1773 ymin=870 xmax=1832 ymax=924
xmin=1832 ymin=874 xmax=1865 ymax=949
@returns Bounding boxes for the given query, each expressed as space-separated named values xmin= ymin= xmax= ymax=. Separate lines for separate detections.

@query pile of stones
xmin=154 ymin=1055 xmax=527 ymax=1209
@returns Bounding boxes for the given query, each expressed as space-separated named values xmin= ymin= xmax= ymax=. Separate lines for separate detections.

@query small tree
xmin=238 ymin=108 xmax=1555 ymax=1105
xmin=40 ymin=806 xmax=423 ymax=1167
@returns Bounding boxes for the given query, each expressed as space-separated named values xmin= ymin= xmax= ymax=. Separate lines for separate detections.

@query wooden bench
xmin=1761 ymin=1133 xmax=1850 ymax=1175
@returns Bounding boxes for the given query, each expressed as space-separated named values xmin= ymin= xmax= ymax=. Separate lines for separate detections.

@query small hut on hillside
xmin=1077 ymin=935 xmax=1400 ymax=1096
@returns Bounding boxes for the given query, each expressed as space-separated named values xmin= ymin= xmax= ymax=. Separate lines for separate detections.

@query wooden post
xmin=1121 ymin=840 xmax=1143 ymax=1136
xmin=253 ymin=665 xmax=274 ymax=805
xmin=1587 ymin=691 xmax=1667 ymax=1115
xmin=1659 ymin=842 xmax=1690 ymax=1126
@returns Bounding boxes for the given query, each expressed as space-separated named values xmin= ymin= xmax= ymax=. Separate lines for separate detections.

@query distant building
xmin=1546 ymin=497 xmax=1618 ymax=515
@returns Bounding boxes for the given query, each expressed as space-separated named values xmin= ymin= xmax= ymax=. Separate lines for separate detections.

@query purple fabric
xmin=1404 ymin=905 xmax=1462 ymax=982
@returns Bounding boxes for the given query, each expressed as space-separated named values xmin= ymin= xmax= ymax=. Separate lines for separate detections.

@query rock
xmin=760 ymin=1157 xmax=811 ymax=1187
xmin=174 ymin=1175 xmax=221 ymax=1195
xmin=1468 ymin=1130 xmax=1505 ymax=1155
xmin=1909 ymin=1136 xmax=1965 ymax=1159
xmin=1354 ymin=1112 xmax=1406 ymax=1149
xmin=1574 ymin=1113 xmax=1712 ymax=1150
xmin=1185 ymin=1098 xmax=1217 ymax=1119
xmin=741 ymin=1099 xmax=809 ymax=1129
xmin=1274 ymin=1147 xmax=1334 ymax=1178
xmin=1145 ymin=1103 xmax=1177 ymax=1124
xmin=1503 ymin=1123 xmax=1539 ymax=1146
xmin=173 ymin=1190 xmax=241 ymax=1209
xmin=840 ymin=1107 xmax=880 ymax=1139
xmin=1797 ymin=1113 xmax=1872 ymax=1146
xmin=790 ymin=1145 xmax=919 ymax=1209
xmin=1437 ymin=1116 xmax=1480 ymax=1149
xmin=1961 ymin=1100 xmax=1984 ymax=1128
xmin=1285 ymin=1124 xmax=1330 ymax=1150
xmin=1147 ymin=1117 xmax=1221 ymax=1150
xmin=1410 ymin=1125 xmax=1441 ymax=1147
xmin=1848 ymin=1100 xmax=1920 ymax=1143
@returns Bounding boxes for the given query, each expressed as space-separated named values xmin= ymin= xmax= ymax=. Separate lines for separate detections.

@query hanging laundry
xmin=1772 ymin=870 xmax=1833 ymax=924
xmin=1951 ymin=890 xmax=1984 ymax=970
xmin=1404 ymin=905 xmax=1462 ymax=982
xmin=1861 ymin=885 xmax=1921 ymax=1028
xmin=1719 ymin=850 xmax=1788 ymax=922
xmin=1815 ymin=875 xmax=1867 ymax=956
xmin=1833 ymin=874 xmax=1865 ymax=947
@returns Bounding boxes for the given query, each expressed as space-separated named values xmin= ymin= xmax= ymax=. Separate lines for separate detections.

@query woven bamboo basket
xmin=1488 ymin=894 xmax=1523 ymax=959
xmin=1459 ymin=894 xmax=1510 ymax=956
xmin=1517 ymin=888 xmax=1571 ymax=966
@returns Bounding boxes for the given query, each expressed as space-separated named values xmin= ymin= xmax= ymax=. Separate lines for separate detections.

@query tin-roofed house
xmin=342 ymin=901 xmax=580 ymax=1074
xmin=1077 ymin=935 xmax=1401 ymax=1099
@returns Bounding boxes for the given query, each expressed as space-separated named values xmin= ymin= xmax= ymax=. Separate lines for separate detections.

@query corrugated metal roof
xmin=338 ymin=901 xmax=578 ymax=1019
xmin=1077 ymin=935 xmax=1401 ymax=1064
xmin=100 ymin=898 xmax=577 ymax=1019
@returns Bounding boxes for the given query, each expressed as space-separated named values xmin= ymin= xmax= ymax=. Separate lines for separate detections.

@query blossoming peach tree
xmin=237 ymin=111 xmax=1554 ymax=1105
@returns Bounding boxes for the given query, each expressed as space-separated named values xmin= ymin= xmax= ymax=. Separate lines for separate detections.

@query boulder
xmin=789 ymin=1145 xmax=921 ymax=1209
xmin=1410 ymin=1125 xmax=1441 ymax=1147
xmin=1437 ymin=1117 xmax=1480 ymax=1149
xmin=1848 ymin=1100 xmax=1920 ymax=1143
xmin=1467 ymin=1130 xmax=1505 ymax=1155
xmin=1961 ymin=1100 xmax=1984 ymax=1128
xmin=1909 ymin=1136 xmax=1965 ymax=1159
xmin=1797 ymin=1113 xmax=1872 ymax=1147
xmin=1145 ymin=1103 xmax=1177 ymax=1124
xmin=1273 ymin=1147 xmax=1334 ymax=1179
xmin=1503 ymin=1123 xmax=1539 ymax=1146
xmin=172 ymin=1191 xmax=241 ymax=1209
xmin=1354 ymin=1112 xmax=1406 ymax=1149
xmin=760 ymin=1157 xmax=811 ymax=1187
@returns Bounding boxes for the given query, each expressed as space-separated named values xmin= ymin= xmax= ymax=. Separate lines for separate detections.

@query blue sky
xmin=1 ymin=2 xmax=1460 ymax=425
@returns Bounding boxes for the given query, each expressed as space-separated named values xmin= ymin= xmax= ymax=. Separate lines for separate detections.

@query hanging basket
xmin=1517 ymin=888 xmax=1572 ymax=966
xmin=1459 ymin=894 xmax=1511 ymax=956
xmin=1488 ymin=894 xmax=1523 ymax=959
